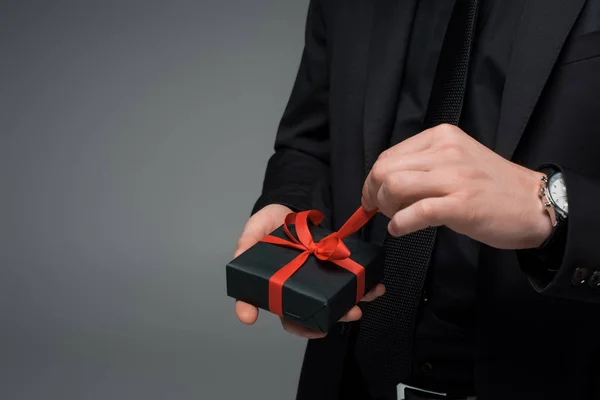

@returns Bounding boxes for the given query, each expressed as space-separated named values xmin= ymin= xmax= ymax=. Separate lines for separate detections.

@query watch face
xmin=548 ymin=172 xmax=568 ymax=214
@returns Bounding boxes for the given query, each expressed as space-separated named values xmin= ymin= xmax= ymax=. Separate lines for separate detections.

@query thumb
xmin=234 ymin=215 xmax=278 ymax=258
xmin=234 ymin=219 xmax=271 ymax=258
xmin=233 ymin=218 xmax=269 ymax=325
xmin=234 ymin=204 xmax=292 ymax=258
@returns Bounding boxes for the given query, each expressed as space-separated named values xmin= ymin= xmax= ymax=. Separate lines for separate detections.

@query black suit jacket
xmin=253 ymin=1 xmax=600 ymax=399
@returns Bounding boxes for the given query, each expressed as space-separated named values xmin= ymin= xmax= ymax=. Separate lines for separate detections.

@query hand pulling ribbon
xmin=260 ymin=206 xmax=378 ymax=317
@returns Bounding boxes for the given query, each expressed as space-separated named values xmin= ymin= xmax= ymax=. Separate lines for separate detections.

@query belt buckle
xmin=398 ymin=383 xmax=476 ymax=400
xmin=398 ymin=383 xmax=447 ymax=399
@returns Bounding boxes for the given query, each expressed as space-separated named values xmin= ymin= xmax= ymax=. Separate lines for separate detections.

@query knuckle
xmin=432 ymin=123 xmax=449 ymax=138
xmin=438 ymin=123 xmax=454 ymax=132
xmin=382 ymin=175 xmax=395 ymax=193
xmin=453 ymin=167 xmax=476 ymax=188
xmin=382 ymin=174 xmax=403 ymax=198
xmin=378 ymin=149 xmax=391 ymax=160
xmin=377 ymin=175 xmax=402 ymax=213
xmin=442 ymin=144 xmax=463 ymax=160
xmin=362 ymin=182 xmax=371 ymax=203
xmin=370 ymin=162 xmax=386 ymax=185
xmin=435 ymin=124 xmax=459 ymax=143
xmin=427 ymin=126 xmax=444 ymax=147
xmin=415 ymin=200 xmax=434 ymax=219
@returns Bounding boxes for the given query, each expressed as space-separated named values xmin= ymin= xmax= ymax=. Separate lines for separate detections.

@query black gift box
xmin=226 ymin=222 xmax=384 ymax=333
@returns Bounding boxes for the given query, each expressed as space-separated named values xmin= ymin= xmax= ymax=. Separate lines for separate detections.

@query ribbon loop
xmin=259 ymin=206 xmax=377 ymax=317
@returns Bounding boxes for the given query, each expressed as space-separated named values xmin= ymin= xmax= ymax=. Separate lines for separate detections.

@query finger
xmin=339 ymin=306 xmax=362 ymax=322
xmin=379 ymin=124 xmax=464 ymax=162
xmin=385 ymin=123 xmax=462 ymax=157
xmin=338 ymin=284 xmax=386 ymax=322
xmin=234 ymin=205 xmax=292 ymax=258
xmin=234 ymin=235 xmax=258 ymax=258
xmin=360 ymin=283 xmax=386 ymax=302
xmin=236 ymin=301 xmax=259 ymax=325
xmin=234 ymin=221 xmax=272 ymax=258
xmin=362 ymin=152 xmax=436 ymax=210
xmin=281 ymin=319 xmax=327 ymax=339
xmin=361 ymin=170 xmax=379 ymax=211
xmin=388 ymin=197 xmax=457 ymax=237
xmin=374 ymin=170 xmax=449 ymax=218
xmin=363 ymin=148 xmax=453 ymax=211
xmin=371 ymin=148 xmax=443 ymax=175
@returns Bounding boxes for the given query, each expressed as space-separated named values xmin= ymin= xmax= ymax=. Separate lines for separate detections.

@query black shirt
xmin=388 ymin=0 xmax=526 ymax=393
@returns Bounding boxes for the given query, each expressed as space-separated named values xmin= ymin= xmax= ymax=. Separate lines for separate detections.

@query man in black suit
xmin=233 ymin=0 xmax=600 ymax=399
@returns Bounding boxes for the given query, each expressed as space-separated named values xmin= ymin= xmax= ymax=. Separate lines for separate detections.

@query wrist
xmin=517 ymin=165 xmax=569 ymax=274
xmin=528 ymin=170 xmax=555 ymax=249
xmin=532 ymin=198 xmax=554 ymax=249
xmin=533 ymin=165 xmax=569 ymax=249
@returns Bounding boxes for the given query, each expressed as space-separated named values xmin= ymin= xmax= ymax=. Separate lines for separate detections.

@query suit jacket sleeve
xmin=518 ymin=166 xmax=600 ymax=303
xmin=252 ymin=0 xmax=332 ymax=221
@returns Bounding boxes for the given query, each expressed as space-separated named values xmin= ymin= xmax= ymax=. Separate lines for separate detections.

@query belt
xmin=401 ymin=386 xmax=476 ymax=400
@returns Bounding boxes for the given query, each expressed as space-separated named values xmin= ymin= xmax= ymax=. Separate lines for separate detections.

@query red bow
xmin=260 ymin=206 xmax=377 ymax=317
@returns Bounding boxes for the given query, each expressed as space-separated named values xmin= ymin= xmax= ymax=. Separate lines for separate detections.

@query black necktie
xmin=355 ymin=0 xmax=480 ymax=393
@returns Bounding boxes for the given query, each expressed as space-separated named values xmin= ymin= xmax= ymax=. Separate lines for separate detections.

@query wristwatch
xmin=538 ymin=166 xmax=568 ymax=248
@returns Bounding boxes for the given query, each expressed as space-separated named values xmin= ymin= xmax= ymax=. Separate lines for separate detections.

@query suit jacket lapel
xmin=495 ymin=0 xmax=587 ymax=160
xmin=362 ymin=0 xmax=420 ymax=177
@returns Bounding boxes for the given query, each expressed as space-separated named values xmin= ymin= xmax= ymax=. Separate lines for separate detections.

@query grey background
xmin=1 ymin=1 xmax=310 ymax=399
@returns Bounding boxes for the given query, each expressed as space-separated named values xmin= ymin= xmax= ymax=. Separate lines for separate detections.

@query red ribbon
xmin=260 ymin=206 xmax=377 ymax=317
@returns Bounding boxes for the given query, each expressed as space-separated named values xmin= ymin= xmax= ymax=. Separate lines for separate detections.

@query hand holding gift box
xmin=227 ymin=205 xmax=385 ymax=334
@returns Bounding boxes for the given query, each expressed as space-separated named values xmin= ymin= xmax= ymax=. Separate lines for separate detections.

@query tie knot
xmin=313 ymin=234 xmax=351 ymax=261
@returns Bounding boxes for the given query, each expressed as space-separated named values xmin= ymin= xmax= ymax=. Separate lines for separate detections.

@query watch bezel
xmin=536 ymin=165 xmax=569 ymax=252
xmin=546 ymin=172 xmax=568 ymax=218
